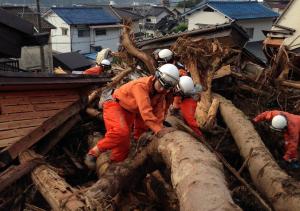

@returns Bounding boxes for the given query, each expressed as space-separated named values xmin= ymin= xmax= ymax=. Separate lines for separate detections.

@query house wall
xmin=237 ymin=18 xmax=274 ymax=42
xmin=71 ymin=26 xmax=121 ymax=53
xmin=45 ymin=12 xmax=71 ymax=53
xmin=187 ymin=10 xmax=230 ymax=30
xmin=187 ymin=10 xmax=274 ymax=42
xmin=19 ymin=44 xmax=53 ymax=72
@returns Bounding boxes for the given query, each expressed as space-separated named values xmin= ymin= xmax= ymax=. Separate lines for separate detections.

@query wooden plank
xmin=0 ymin=158 xmax=43 ymax=193
xmin=29 ymin=95 xmax=79 ymax=104
xmin=0 ymin=127 xmax=36 ymax=140
xmin=0 ymin=89 xmax=78 ymax=98
xmin=0 ymin=137 xmax=22 ymax=148
xmin=0 ymin=100 xmax=84 ymax=167
xmin=39 ymin=114 xmax=81 ymax=155
xmin=33 ymin=102 xmax=74 ymax=111
xmin=0 ymin=97 xmax=30 ymax=106
xmin=0 ymin=118 xmax=46 ymax=131
xmin=1 ymin=104 xmax=34 ymax=114
xmin=0 ymin=110 xmax=58 ymax=123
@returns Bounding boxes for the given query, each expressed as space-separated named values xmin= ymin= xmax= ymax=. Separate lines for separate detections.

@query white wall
xmin=187 ymin=10 xmax=230 ymax=30
xmin=71 ymin=27 xmax=121 ymax=53
xmin=237 ymin=18 xmax=274 ymax=42
xmin=45 ymin=12 xmax=71 ymax=53
xmin=187 ymin=9 xmax=274 ymax=42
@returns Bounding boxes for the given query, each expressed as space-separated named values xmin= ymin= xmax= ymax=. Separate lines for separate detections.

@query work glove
xmin=156 ymin=127 xmax=177 ymax=138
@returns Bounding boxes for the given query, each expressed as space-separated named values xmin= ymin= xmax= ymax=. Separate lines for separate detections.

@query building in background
xmin=1 ymin=5 xmax=54 ymax=72
xmin=183 ymin=0 xmax=279 ymax=42
xmin=264 ymin=0 xmax=290 ymax=14
xmin=44 ymin=7 xmax=121 ymax=54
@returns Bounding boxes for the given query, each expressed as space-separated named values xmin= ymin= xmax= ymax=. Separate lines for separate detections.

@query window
xmin=95 ymin=29 xmax=106 ymax=36
xmin=146 ymin=18 xmax=151 ymax=22
xmin=245 ymin=28 xmax=254 ymax=39
xmin=78 ymin=29 xmax=90 ymax=37
xmin=61 ymin=28 xmax=68 ymax=36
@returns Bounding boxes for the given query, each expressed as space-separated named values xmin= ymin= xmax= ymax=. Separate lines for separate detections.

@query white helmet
xmin=100 ymin=59 xmax=111 ymax=66
xmin=177 ymin=76 xmax=195 ymax=95
xmin=271 ymin=115 xmax=287 ymax=131
xmin=158 ymin=49 xmax=173 ymax=62
xmin=156 ymin=63 xmax=179 ymax=89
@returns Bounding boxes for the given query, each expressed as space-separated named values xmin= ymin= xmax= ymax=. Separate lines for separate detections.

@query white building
xmin=44 ymin=7 xmax=122 ymax=53
xmin=183 ymin=1 xmax=279 ymax=42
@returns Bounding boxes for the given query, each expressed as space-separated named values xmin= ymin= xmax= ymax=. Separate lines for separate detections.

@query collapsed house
xmin=2 ymin=2 xmax=300 ymax=210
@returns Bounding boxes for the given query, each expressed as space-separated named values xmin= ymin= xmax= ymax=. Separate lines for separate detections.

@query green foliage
xmin=172 ymin=22 xmax=188 ymax=33
xmin=177 ymin=0 xmax=203 ymax=8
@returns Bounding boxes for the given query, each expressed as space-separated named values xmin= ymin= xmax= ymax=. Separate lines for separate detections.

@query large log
xmin=216 ymin=94 xmax=300 ymax=211
xmin=19 ymin=150 xmax=86 ymax=211
xmin=85 ymin=130 xmax=241 ymax=211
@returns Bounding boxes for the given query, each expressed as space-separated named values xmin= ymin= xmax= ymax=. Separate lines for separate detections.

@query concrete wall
xmin=45 ymin=12 xmax=71 ymax=53
xmin=19 ymin=44 xmax=53 ymax=72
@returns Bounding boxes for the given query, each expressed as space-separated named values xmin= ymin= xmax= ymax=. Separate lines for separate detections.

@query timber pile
xmin=2 ymin=22 xmax=300 ymax=211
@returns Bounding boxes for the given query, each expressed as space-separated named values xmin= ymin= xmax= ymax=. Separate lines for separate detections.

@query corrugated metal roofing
xmin=184 ymin=1 xmax=279 ymax=20
xmin=51 ymin=7 xmax=119 ymax=25
xmin=209 ymin=1 xmax=279 ymax=20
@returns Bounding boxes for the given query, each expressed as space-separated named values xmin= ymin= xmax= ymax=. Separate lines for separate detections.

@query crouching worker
xmin=171 ymin=76 xmax=203 ymax=137
xmin=83 ymin=59 xmax=111 ymax=75
xmin=253 ymin=110 xmax=300 ymax=169
xmin=84 ymin=63 xmax=180 ymax=169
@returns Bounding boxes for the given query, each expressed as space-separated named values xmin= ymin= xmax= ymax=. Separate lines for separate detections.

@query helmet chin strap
xmin=270 ymin=125 xmax=285 ymax=132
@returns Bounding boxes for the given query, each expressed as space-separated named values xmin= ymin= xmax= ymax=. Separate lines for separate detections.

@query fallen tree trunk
xmin=85 ymin=130 xmax=241 ymax=211
xmin=19 ymin=150 xmax=86 ymax=211
xmin=121 ymin=23 xmax=156 ymax=74
xmin=216 ymin=94 xmax=300 ymax=211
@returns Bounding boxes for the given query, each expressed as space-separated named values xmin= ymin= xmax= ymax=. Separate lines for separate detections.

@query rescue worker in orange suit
xmin=171 ymin=76 xmax=203 ymax=137
xmin=83 ymin=59 xmax=111 ymax=75
xmin=84 ymin=64 xmax=180 ymax=169
xmin=253 ymin=110 xmax=300 ymax=169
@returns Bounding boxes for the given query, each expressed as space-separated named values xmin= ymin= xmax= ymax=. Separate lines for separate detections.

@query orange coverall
xmin=83 ymin=65 xmax=104 ymax=75
xmin=253 ymin=110 xmax=300 ymax=161
xmin=92 ymin=76 xmax=167 ymax=162
xmin=172 ymin=68 xmax=202 ymax=136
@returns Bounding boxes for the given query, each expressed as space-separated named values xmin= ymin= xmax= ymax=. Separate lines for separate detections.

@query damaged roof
xmin=1 ymin=6 xmax=55 ymax=32
xmin=184 ymin=1 xmax=279 ymax=20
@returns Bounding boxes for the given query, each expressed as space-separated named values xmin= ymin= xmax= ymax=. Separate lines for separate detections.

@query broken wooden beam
xmin=38 ymin=114 xmax=81 ymax=155
xmin=0 ymin=100 xmax=85 ymax=168
xmin=0 ymin=157 xmax=43 ymax=193
xmin=19 ymin=150 xmax=86 ymax=210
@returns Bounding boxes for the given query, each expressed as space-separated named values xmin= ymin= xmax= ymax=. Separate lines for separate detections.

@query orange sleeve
xmin=83 ymin=66 xmax=101 ymax=75
xmin=179 ymin=69 xmax=188 ymax=76
xmin=131 ymin=85 xmax=163 ymax=134
xmin=253 ymin=110 xmax=281 ymax=123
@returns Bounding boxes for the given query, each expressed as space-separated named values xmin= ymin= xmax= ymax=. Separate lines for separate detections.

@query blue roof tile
xmin=51 ymin=7 xmax=119 ymax=25
xmin=184 ymin=1 xmax=279 ymax=20
xmin=209 ymin=1 xmax=279 ymax=20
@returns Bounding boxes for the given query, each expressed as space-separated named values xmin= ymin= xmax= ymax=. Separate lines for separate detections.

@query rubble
xmin=2 ymin=12 xmax=300 ymax=211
